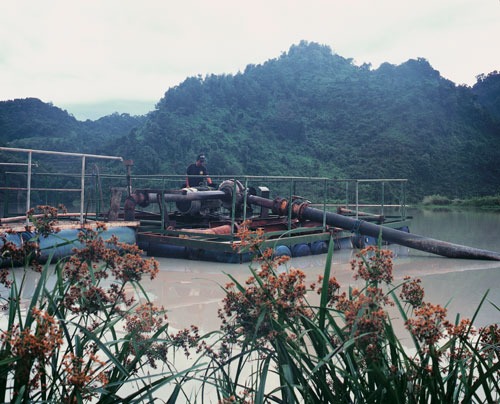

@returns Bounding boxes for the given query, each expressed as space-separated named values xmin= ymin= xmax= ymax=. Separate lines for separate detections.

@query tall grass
xmin=0 ymin=207 xmax=498 ymax=402
xmin=0 ymin=206 xmax=200 ymax=402
xmin=198 ymin=226 xmax=500 ymax=403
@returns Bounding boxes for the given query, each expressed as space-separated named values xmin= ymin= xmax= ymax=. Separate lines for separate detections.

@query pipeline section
xmin=125 ymin=186 xmax=500 ymax=261
xmin=248 ymin=194 xmax=500 ymax=261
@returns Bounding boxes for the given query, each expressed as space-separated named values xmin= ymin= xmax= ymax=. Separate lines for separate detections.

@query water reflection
xmin=409 ymin=208 xmax=500 ymax=253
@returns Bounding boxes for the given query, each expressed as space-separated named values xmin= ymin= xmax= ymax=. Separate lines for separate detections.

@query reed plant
xmin=197 ymin=224 xmax=500 ymax=403
xmin=0 ymin=208 xmax=498 ymax=402
xmin=0 ymin=206 xmax=200 ymax=402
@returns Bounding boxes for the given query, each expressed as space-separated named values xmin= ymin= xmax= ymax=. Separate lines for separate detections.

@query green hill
xmin=473 ymin=71 xmax=500 ymax=123
xmin=0 ymin=97 xmax=146 ymax=154
xmin=1 ymin=41 xmax=499 ymax=202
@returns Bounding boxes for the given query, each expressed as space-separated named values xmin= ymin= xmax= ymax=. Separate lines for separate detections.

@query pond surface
xmin=2 ymin=208 xmax=499 ymax=333
xmin=142 ymin=208 xmax=500 ymax=332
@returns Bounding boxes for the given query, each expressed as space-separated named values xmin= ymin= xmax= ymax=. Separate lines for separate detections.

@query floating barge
xmin=0 ymin=147 xmax=139 ymax=266
xmin=121 ymin=177 xmax=412 ymax=263
xmin=0 ymin=147 xmax=411 ymax=265
xmin=3 ymin=147 xmax=499 ymax=265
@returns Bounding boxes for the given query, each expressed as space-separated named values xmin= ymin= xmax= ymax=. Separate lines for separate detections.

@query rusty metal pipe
xmin=247 ymin=194 xmax=500 ymax=261
xmin=154 ymin=190 xmax=227 ymax=203
xmin=124 ymin=189 xmax=229 ymax=220
xmin=178 ymin=224 xmax=234 ymax=235
xmin=301 ymin=205 xmax=500 ymax=260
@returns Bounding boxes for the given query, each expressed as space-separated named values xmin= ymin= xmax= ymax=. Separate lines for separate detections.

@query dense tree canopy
xmin=1 ymin=41 xmax=499 ymax=202
xmin=473 ymin=71 xmax=500 ymax=123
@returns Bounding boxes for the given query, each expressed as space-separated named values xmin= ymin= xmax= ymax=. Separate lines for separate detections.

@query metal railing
xmin=1 ymin=147 xmax=409 ymax=228
xmin=0 ymin=147 xmax=123 ymax=224
xmin=122 ymin=174 xmax=409 ymax=230
xmin=344 ymin=178 xmax=408 ymax=220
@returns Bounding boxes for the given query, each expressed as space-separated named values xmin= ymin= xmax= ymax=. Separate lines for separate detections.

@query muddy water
xmin=2 ymin=209 xmax=499 ymax=333
xmin=0 ymin=208 xmax=497 ymax=402
xmin=141 ymin=208 xmax=500 ymax=333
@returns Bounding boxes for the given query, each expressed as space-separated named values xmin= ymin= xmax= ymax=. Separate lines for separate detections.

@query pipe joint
xmin=272 ymin=197 xmax=289 ymax=216
xmin=124 ymin=190 xmax=150 ymax=221
xmin=129 ymin=190 xmax=150 ymax=208
xmin=291 ymin=198 xmax=310 ymax=220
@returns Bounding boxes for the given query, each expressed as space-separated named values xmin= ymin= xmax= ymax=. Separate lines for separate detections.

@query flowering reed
xmin=203 ymin=227 xmax=500 ymax=403
xmin=0 ymin=205 xmax=192 ymax=403
xmin=0 ymin=207 xmax=498 ymax=402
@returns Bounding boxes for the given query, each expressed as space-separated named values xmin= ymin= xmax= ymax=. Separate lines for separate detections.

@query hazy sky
xmin=1 ymin=0 xmax=499 ymax=113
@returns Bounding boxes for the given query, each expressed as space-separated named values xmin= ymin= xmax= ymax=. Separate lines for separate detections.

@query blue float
xmin=310 ymin=240 xmax=329 ymax=255
xmin=273 ymin=245 xmax=291 ymax=258
xmin=17 ymin=226 xmax=137 ymax=265
xmin=38 ymin=229 xmax=84 ymax=262
xmin=291 ymin=243 xmax=311 ymax=257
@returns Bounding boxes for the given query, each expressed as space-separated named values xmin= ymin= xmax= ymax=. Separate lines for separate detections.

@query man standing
xmin=186 ymin=154 xmax=213 ymax=187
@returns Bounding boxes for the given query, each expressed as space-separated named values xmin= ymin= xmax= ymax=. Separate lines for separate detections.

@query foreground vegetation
xmin=0 ymin=206 xmax=498 ymax=402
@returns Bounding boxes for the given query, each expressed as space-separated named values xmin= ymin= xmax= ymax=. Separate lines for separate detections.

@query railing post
xmin=401 ymin=181 xmax=407 ymax=220
xmin=124 ymin=160 xmax=133 ymax=197
xmin=345 ymin=181 xmax=349 ymax=210
xmin=80 ymin=155 xmax=86 ymax=224
xmin=288 ymin=179 xmax=294 ymax=230
xmin=355 ymin=180 xmax=359 ymax=220
xmin=26 ymin=151 xmax=32 ymax=225
xmin=381 ymin=181 xmax=385 ymax=217
xmin=161 ymin=177 xmax=167 ymax=230
xmin=2 ymin=172 xmax=8 ymax=217
xmin=323 ymin=178 xmax=327 ymax=231
xmin=230 ymin=179 xmax=237 ymax=234
xmin=242 ymin=177 xmax=249 ymax=224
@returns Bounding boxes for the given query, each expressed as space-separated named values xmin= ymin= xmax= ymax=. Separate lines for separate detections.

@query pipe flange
xmin=291 ymin=199 xmax=310 ymax=219
xmin=218 ymin=179 xmax=245 ymax=210
xmin=272 ymin=197 xmax=288 ymax=216
xmin=134 ymin=190 xmax=150 ymax=208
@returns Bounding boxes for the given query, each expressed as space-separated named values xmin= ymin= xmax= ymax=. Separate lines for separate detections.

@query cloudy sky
xmin=1 ymin=0 xmax=498 ymax=119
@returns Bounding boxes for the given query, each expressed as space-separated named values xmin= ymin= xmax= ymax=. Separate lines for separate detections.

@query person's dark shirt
xmin=186 ymin=163 xmax=208 ymax=187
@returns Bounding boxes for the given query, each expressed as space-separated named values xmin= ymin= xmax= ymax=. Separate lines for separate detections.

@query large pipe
xmin=247 ymin=195 xmax=500 ymax=261
xmin=124 ymin=189 xmax=228 ymax=220
xmin=124 ymin=186 xmax=500 ymax=260
xmin=156 ymin=190 xmax=226 ymax=203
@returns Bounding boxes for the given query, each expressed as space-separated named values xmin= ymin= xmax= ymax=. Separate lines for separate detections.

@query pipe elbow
xmin=123 ymin=191 xmax=149 ymax=221
xmin=124 ymin=196 xmax=137 ymax=221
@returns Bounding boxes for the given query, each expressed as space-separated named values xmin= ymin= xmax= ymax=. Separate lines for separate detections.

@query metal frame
xmin=0 ymin=147 xmax=123 ymax=224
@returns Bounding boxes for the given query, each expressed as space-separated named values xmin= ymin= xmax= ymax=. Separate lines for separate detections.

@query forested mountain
xmin=0 ymin=98 xmax=146 ymax=154
xmin=1 ymin=41 xmax=499 ymax=202
xmin=473 ymin=72 xmax=500 ymax=123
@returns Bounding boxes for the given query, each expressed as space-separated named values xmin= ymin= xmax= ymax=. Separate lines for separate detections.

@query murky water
xmin=140 ymin=208 xmax=500 ymax=332
xmin=0 ymin=207 xmax=497 ymax=402
xmin=2 ymin=208 xmax=499 ymax=333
